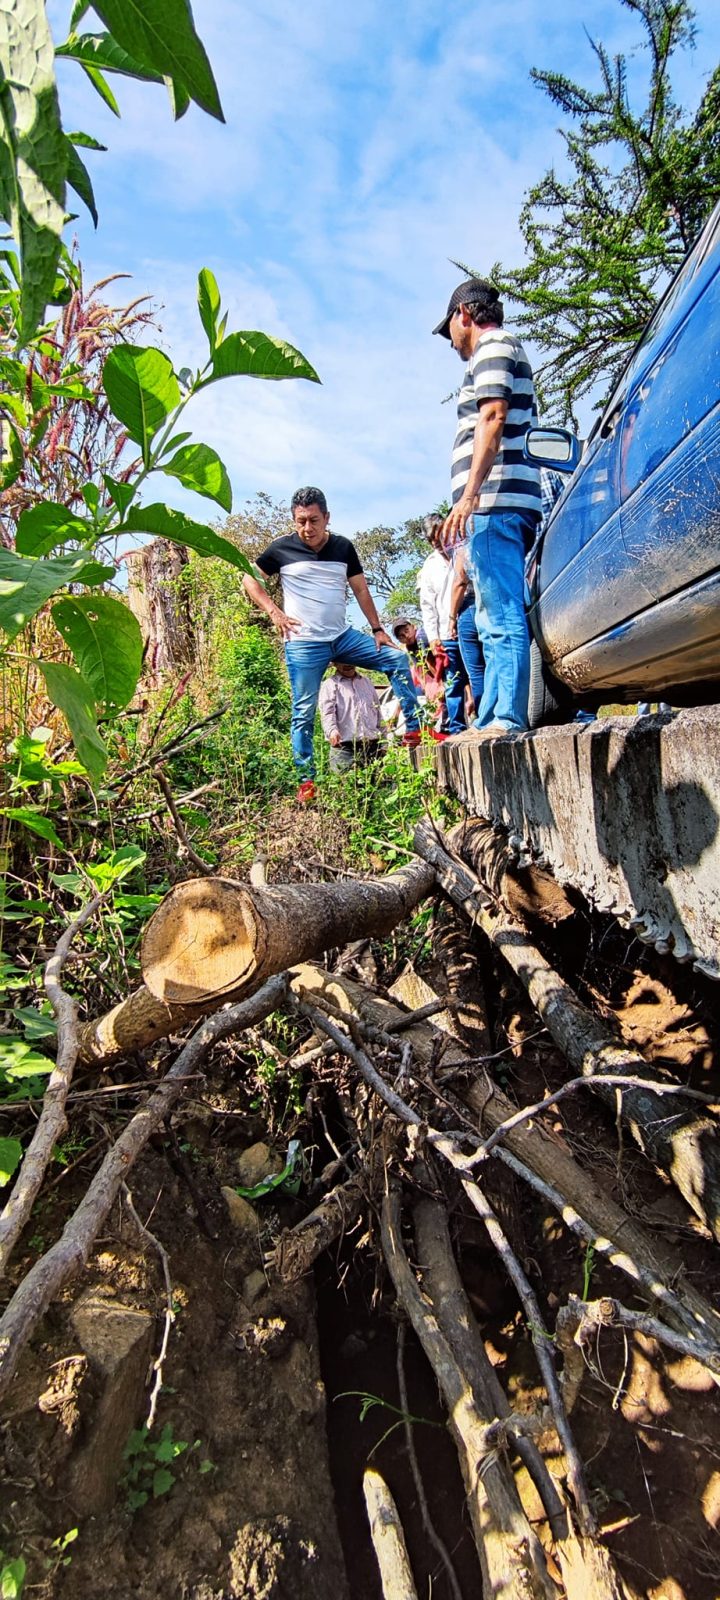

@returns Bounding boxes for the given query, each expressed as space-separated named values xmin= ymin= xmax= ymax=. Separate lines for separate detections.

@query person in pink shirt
xmin=318 ymin=662 xmax=384 ymax=772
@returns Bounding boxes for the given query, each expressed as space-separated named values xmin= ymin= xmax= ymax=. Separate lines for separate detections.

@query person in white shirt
xmin=417 ymin=515 xmax=470 ymax=733
xmin=318 ymin=663 xmax=384 ymax=772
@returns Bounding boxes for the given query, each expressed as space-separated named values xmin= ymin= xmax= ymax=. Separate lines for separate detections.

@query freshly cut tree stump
xmin=141 ymin=861 xmax=436 ymax=1006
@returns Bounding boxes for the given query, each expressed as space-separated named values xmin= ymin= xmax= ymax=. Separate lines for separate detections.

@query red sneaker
xmin=297 ymin=779 xmax=316 ymax=804
xmin=401 ymin=731 xmax=421 ymax=748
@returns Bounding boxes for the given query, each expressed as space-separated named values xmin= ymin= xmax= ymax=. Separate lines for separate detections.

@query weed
xmin=337 ymin=1389 xmax=443 ymax=1459
xmin=122 ymin=1422 xmax=190 ymax=1511
xmin=582 ymin=1242 xmax=597 ymax=1300
xmin=0 ymin=1551 xmax=25 ymax=1598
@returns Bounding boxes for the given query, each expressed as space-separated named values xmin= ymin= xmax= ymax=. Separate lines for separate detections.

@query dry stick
xmin=381 ymin=1189 xmax=557 ymax=1600
xmin=395 ymin=1323 xmax=464 ymax=1600
xmin=363 ymin=1466 xmax=419 ymax=1600
xmin=121 ymin=1183 xmax=174 ymax=1429
xmin=296 ymin=998 xmax=597 ymax=1537
xmin=154 ymin=767 xmax=214 ymax=877
xmin=496 ymin=1147 xmax=720 ymax=1373
xmin=0 ymin=974 xmax=287 ymax=1403
xmin=563 ymin=1293 xmax=720 ymax=1372
xmin=470 ymin=1074 xmax=720 ymax=1164
xmin=0 ymin=890 xmax=105 ymax=1278
xmin=413 ymin=817 xmax=720 ymax=1242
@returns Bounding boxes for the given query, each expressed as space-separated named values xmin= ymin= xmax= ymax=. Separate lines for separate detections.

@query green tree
xmin=354 ymin=510 xmax=448 ymax=615
xmin=473 ymin=0 xmax=720 ymax=422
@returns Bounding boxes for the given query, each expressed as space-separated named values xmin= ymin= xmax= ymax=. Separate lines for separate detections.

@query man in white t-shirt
xmin=241 ymin=487 xmax=420 ymax=801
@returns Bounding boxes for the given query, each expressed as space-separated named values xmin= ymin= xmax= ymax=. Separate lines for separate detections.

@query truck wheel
xmin=528 ymin=639 xmax=571 ymax=728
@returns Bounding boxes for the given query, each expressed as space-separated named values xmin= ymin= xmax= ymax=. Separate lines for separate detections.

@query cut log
xmin=363 ymin=1469 xmax=419 ymax=1600
xmin=413 ymin=817 xmax=720 ymax=1243
xmin=291 ymin=964 xmax=720 ymax=1349
xmin=381 ymin=1189 xmax=556 ymax=1600
xmin=78 ymin=986 xmax=204 ymax=1064
xmin=141 ymin=860 xmax=436 ymax=1006
xmin=449 ymin=818 xmax=575 ymax=925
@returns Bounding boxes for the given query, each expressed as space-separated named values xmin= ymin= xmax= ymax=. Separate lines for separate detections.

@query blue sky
xmin=49 ymin=0 xmax=720 ymax=541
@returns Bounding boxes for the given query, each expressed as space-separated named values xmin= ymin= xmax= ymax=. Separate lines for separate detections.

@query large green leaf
xmin=91 ymin=1 xmax=224 ymax=121
xmin=52 ymin=594 xmax=143 ymax=711
xmin=123 ymin=504 xmax=254 ymax=573
xmin=161 ymin=442 xmax=232 ymax=511
xmin=0 ymin=805 xmax=63 ymax=846
xmin=103 ymin=345 xmax=180 ymax=463
xmin=39 ymin=661 xmax=108 ymax=782
xmin=64 ymin=137 xmax=97 ymax=226
xmin=197 ymin=267 xmax=220 ymax=352
xmin=0 ymin=550 xmax=101 ymax=641
xmin=0 ymin=0 xmax=67 ymax=340
xmin=16 ymin=501 xmax=90 ymax=556
xmin=55 ymin=30 xmax=163 ymax=84
xmin=207 ymin=331 xmax=320 ymax=385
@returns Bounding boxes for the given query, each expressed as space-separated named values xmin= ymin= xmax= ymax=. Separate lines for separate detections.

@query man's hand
xmin=443 ymin=495 xmax=475 ymax=545
xmin=329 ymin=730 xmax=342 ymax=747
xmin=447 ymin=618 xmax=458 ymax=641
xmin=272 ymin=608 xmax=301 ymax=640
xmin=373 ymin=628 xmax=396 ymax=650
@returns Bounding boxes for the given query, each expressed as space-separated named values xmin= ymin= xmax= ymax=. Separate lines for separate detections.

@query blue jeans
xmin=440 ymin=638 xmax=469 ymax=733
xmin=467 ymin=511 xmax=537 ymax=731
xmin=285 ymin=626 xmax=420 ymax=776
xmin=456 ymin=605 xmax=485 ymax=710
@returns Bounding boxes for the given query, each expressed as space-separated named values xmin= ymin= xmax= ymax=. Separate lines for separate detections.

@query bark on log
xmin=292 ymin=964 xmax=720 ymax=1349
xmin=448 ymin=818 xmax=575 ymax=926
xmin=269 ymin=1173 xmax=366 ymax=1283
xmin=413 ymin=817 xmax=720 ymax=1243
xmin=363 ymin=1469 xmax=419 ymax=1600
xmin=141 ymin=860 xmax=437 ymax=1006
xmin=381 ymin=1189 xmax=556 ymax=1600
xmin=77 ymin=985 xmax=205 ymax=1064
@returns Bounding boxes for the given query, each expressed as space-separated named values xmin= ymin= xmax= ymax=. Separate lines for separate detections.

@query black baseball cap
xmin=432 ymin=277 xmax=500 ymax=339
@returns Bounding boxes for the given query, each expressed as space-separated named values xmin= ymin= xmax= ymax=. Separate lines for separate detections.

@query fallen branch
xmin=292 ymin=963 xmax=720 ymax=1351
xmin=154 ymin=767 xmax=214 ymax=877
xmin=269 ymin=1169 xmax=369 ymax=1283
xmin=414 ymin=817 xmax=720 ymax=1241
xmin=382 ymin=1189 xmax=556 ymax=1600
xmin=0 ymin=890 xmax=105 ymax=1277
xmin=363 ymin=1466 xmax=419 ymax=1600
xmin=559 ymin=1293 xmax=720 ymax=1376
xmin=449 ymin=817 xmax=575 ymax=925
xmin=396 ymin=1323 xmax=463 ymax=1600
xmin=0 ymin=975 xmax=287 ymax=1403
xmin=297 ymin=997 xmax=596 ymax=1536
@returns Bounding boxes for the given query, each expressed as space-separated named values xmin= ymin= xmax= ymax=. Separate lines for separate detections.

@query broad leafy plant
xmin=0 ymin=1 xmax=320 ymax=785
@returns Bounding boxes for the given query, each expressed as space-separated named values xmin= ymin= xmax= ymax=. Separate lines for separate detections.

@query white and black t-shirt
xmin=256 ymin=532 xmax=363 ymax=641
xmin=451 ymin=328 xmax=541 ymax=517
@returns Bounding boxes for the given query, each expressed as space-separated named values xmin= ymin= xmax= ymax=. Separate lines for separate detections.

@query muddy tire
xmin=527 ymin=638 xmax=572 ymax=728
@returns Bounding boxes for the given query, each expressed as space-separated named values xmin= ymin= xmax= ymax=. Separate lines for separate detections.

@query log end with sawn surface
xmin=421 ymin=704 xmax=720 ymax=979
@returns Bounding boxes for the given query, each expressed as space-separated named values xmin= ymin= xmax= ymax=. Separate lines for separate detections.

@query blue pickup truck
xmin=525 ymin=198 xmax=720 ymax=726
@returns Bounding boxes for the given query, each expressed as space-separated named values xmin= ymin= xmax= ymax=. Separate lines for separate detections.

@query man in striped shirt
xmin=434 ymin=278 xmax=540 ymax=734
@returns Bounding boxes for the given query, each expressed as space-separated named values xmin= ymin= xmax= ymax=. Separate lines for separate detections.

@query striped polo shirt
xmin=451 ymin=328 xmax=541 ymax=517
xmin=256 ymin=531 xmax=363 ymax=642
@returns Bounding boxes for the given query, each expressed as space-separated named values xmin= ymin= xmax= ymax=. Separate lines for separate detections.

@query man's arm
xmin=447 ymin=546 xmax=470 ymax=640
xmin=443 ymin=396 xmax=508 ymax=543
xmin=241 ymin=571 xmax=300 ymax=641
xmin=348 ymin=573 xmax=395 ymax=650
xmin=419 ymin=560 xmax=442 ymax=652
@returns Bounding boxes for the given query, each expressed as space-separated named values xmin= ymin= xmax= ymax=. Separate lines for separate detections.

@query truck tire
xmin=527 ymin=638 xmax=572 ymax=728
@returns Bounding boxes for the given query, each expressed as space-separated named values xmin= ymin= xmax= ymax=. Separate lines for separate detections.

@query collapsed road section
xmin=430 ymin=705 xmax=720 ymax=979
